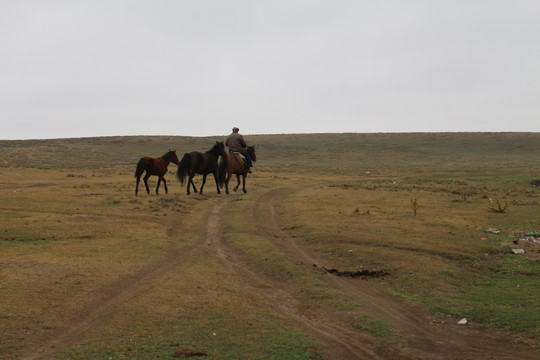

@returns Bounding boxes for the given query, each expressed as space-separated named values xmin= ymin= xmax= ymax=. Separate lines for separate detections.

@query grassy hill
xmin=1 ymin=132 xmax=539 ymax=359
xmin=2 ymin=132 xmax=539 ymax=172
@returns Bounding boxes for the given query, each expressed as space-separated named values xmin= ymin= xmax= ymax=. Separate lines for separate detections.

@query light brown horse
xmin=218 ymin=145 xmax=256 ymax=194
xmin=134 ymin=150 xmax=180 ymax=195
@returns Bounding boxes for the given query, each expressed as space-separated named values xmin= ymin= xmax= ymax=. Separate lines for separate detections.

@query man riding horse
xmin=224 ymin=127 xmax=253 ymax=173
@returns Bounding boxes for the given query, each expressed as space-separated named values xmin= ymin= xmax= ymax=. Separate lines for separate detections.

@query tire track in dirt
xmin=261 ymin=187 xmax=540 ymax=360
xmin=16 ymin=189 xmax=539 ymax=360
xmin=17 ymin=209 xmax=204 ymax=360
xmin=206 ymin=197 xmax=388 ymax=359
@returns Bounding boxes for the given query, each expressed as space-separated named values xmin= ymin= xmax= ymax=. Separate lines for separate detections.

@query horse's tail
xmin=176 ymin=153 xmax=190 ymax=185
xmin=134 ymin=158 xmax=145 ymax=178
xmin=217 ymin=154 xmax=228 ymax=188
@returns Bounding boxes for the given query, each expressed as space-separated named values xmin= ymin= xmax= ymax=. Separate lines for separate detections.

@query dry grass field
xmin=1 ymin=133 xmax=539 ymax=359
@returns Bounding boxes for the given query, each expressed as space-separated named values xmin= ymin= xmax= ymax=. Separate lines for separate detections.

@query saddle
xmin=232 ymin=152 xmax=247 ymax=165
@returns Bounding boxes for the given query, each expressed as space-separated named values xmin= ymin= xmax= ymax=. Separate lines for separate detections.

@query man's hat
xmin=233 ymin=127 xmax=239 ymax=130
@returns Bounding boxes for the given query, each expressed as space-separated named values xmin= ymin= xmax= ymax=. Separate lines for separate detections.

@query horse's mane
xmin=161 ymin=150 xmax=175 ymax=161
xmin=206 ymin=142 xmax=225 ymax=155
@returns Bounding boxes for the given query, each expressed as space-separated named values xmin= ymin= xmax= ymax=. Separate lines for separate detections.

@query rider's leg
xmin=244 ymin=153 xmax=253 ymax=173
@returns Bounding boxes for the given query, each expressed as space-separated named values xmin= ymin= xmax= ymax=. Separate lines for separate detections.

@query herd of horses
xmin=134 ymin=141 xmax=257 ymax=196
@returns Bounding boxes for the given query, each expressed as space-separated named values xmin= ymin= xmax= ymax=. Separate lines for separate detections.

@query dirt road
xmin=208 ymin=188 xmax=540 ymax=360
xmin=18 ymin=186 xmax=540 ymax=360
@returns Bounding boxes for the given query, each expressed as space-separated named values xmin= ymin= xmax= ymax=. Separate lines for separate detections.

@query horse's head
xmin=162 ymin=149 xmax=180 ymax=165
xmin=247 ymin=145 xmax=256 ymax=162
xmin=215 ymin=141 xmax=227 ymax=157
xmin=168 ymin=149 xmax=180 ymax=165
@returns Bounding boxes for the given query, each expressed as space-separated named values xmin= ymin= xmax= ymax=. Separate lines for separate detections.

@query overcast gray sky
xmin=1 ymin=0 xmax=539 ymax=139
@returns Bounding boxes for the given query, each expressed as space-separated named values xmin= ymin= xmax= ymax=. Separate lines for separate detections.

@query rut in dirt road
xmin=17 ymin=216 xmax=203 ymax=360
xmin=206 ymin=197 xmax=392 ymax=360
xmin=15 ymin=190 xmax=539 ymax=360
xmin=259 ymin=187 xmax=540 ymax=360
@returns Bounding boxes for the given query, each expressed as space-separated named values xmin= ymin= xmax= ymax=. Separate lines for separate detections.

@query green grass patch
xmin=455 ymin=256 xmax=540 ymax=334
xmin=302 ymin=288 xmax=362 ymax=311
xmin=352 ymin=314 xmax=403 ymax=344
xmin=55 ymin=310 xmax=317 ymax=360
xmin=398 ymin=255 xmax=540 ymax=336
xmin=224 ymin=232 xmax=309 ymax=281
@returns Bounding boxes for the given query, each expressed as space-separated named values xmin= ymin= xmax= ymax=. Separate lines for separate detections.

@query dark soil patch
xmin=321 ymin=266 xmax=389 ymax=278
xmin=173 ymin=348 xmax=208 ymax=358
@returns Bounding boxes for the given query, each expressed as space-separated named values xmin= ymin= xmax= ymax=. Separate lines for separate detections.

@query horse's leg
xmin=213 ymin=171 xmax=221 ymax=194
xmin=155 ymin=177 xmax=162 ymax=195
xmin=162 ymin=177 xmax=168 ymax=194
xmin=186 ymin=173 xmax=193 ymax=195
xmin=199 ymin=174 xmax=207 ymax=195
xmin=189 ymin=171 xmax=198 ymax=194
xmin=225 ymin=174 xmax=232 ymax=195
xmin=242 ymin=174 xmax=247 ymax=193
xmin=143 ymin=173 xmax=151 ymax=194
xmin=233 ymin=174 xmax=241 ymax=192
xmin=135 ymin=175 xmax=141 ymax=196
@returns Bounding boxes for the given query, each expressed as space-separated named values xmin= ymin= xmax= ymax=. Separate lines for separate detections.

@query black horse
xmin=176 ymin=141 xmax=227 ymax=195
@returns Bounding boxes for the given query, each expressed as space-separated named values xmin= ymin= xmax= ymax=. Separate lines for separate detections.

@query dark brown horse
xmin=176 ymin=141 xmax=227 ymax=195
xmin=218 ymin=145 xmax=256 ymax=194
xmin=134 ymin=150 xmax=180 ymax=195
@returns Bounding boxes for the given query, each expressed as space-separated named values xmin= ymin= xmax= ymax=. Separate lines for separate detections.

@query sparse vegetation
xmin=1 ymin=133 xmax=539 ymax=359
xmin=488 ymin=198 xmax=509 ymax=213
xmin=410 ymin=197 xmax=419 ymax=216
xmin=352 ymin=315 xmax=403 ymax=344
